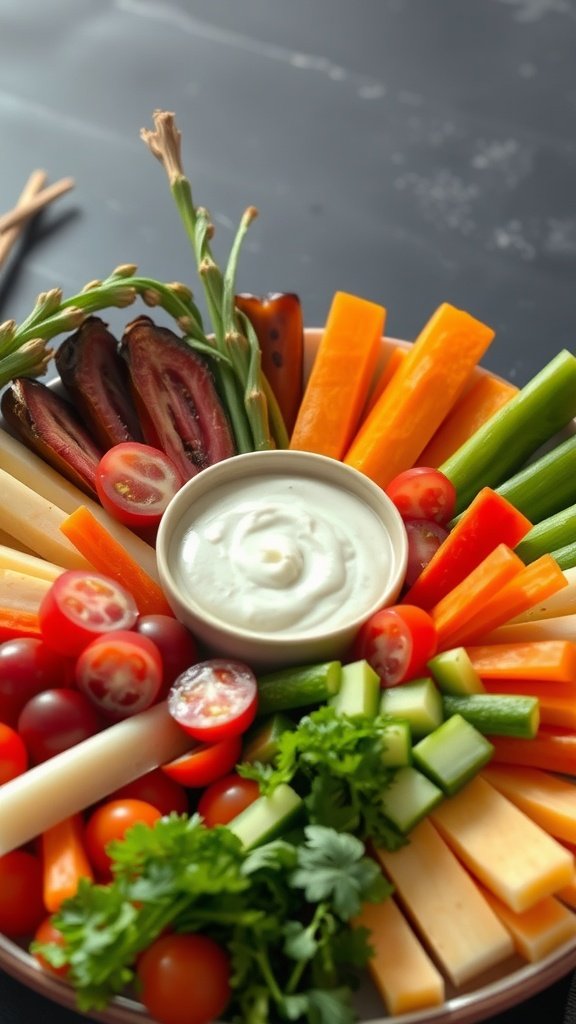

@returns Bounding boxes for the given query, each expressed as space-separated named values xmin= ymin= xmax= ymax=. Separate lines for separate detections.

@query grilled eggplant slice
xmin=120 ymin=317 xmax=236 ymax=481
xmin=55 ymin=316 xmax=143 ymax=449
xmin=1 ymin=378 xmax=103 ymax=497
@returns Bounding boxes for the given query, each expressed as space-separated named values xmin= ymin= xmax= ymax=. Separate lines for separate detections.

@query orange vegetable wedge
xmin=479 ymin=886 xmax=576 ymax=962
xmin=60 ymin=505 xmax=174 ymax=617
xmin=361 ymin=345 xmax=407 ymax=420
xmin=289 ymin=291 xmax=385 ymax=459
xmin=482 ymin=764 xmax=576 ymax=845
xmin=403 ymin=488 xmax=532 ymax=610
xmin=41 ymin=813 xmax=94 ymax=912
xmin=467 ymin=641 xmax=576 ymax=683
xmin=0 ymin=606 xmax=41 ymax=642
xmin=490 ymin=727 xmax=576 ymax=776
xmin=430 ymin=544 xmax=524 ymax=651
xmin=418 ymin=372 xmax=518 ymax=468
xmin=344 ymin=302 xmax=495 ymax=490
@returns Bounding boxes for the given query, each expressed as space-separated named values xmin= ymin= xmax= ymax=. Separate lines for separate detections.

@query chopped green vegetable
xmin=495 ymin=434 xmax=576 ymax=524
xmin=428 ymin=647 xmax=484 ymax=695
xmin=412 ymin=714 xmax=494 ymax=795
xmin=515 ymin=503 xmax=576 ymax=564
xmin=256 ymin=661 xmax=342 ymax=717
xmin=442 ymin=693 xmax=539 ymax=739
xmin=551 ymin=540 xmax=576 ymax=570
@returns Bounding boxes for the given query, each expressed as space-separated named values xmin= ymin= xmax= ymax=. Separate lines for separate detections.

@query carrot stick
xmin=361 ymin=346 xmax=407 ymax=420
xmin=483 ymin=677 xmax=576 ymax=699
xmin=0 ymin=606 xmax=41 ymax=642
xmin=403 ymin=488 xmax=532 ymax=610
xmin=418 ymin=373 xmax=519 ymax=469
xmin=344 ymin=302 xmax=494 ymax=489
xmin=442 ymin=555 xmax=567 ymax=648
xmin=490 ymin=727 xmax=576 ymax=776
xmin=431 ymin=545 xmax=524 ymax=651
xmin=41 ymin=814 xmax=94 ymax=912
xmin=468 ymin=641 xmax=576 ymax=684
xmin=60 ymin=505 xmax=174 ymax=617
xmin=289 ymin=291 xmax=385 ymax=459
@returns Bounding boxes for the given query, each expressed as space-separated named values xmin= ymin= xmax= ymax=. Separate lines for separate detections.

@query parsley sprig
xmin=33 ymin=815 xmax=390 ymax=1024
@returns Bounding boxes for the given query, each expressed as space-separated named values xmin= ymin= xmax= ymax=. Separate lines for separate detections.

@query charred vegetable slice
xmin=55 ymin=317 xmax=143 ymax=449
xmin=0 ymin=379 xmax=103 ymax=496
xmin=121 ymin=316 xmax=236 ymax=480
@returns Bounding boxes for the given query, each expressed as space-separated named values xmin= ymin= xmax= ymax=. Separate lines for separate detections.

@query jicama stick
xmin=419 ymin=372 xmax=518 ymax=469
xmin=0 ymin=568 xmax=52 ymax=613
xmin=345 ymin=302 xmax=495 ymax=490
xmin=482 ymin=614 xmax=576 ymax=645
xmin=0 ymin=176 xmax=75 ymax=234
xmin=467 ymin=641 xmax=576 ymax=684
xmin=0 ymin=169 xmax=47 ymax=269
xmin=0 ymin=543 xmax=64 ymax=582
xmin=0 ymin=529 xmax=33 ymax=554
xmin=60 ymin=505 xmax=173 ymax=616
xmin=41 ymin=814 xmax=94 ymax=912
xmin=0 ymin=702 xmax=193 ymax=856
xmin=0 ymin=468 xmax=92 ymax=570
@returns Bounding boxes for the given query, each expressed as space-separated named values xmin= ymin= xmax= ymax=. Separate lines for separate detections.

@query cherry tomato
xmin=386 ymin=467 xmax=457 ymax=526
xmin=137 ymin=933 xmax=231 ymax=1024
xmin=353 ymin=604 xmax=437 ymax=687
xmin=404 ymin=518 xmax=449 ymax=588
xmin=75 ymin=630 xmax=163 ymax=719
xmin=197 ymin=773 xmax=260 ymax=827
xmin=39 ymin=570 xmax=139 ymax=657
xmin=161 ymin=735 xmax=242 ymax=788
xmin=0 ymin=638 xmax=75 ymax=727
xmin=33 ymin=917 xmax=69 ymax=977
xmin=0 ymin=850 xmax=45 ymax=937
xmin=135 ymin=614 xmax=198 ymax=698
xmin=0 ymin=721 xmax=28 ymax=783
xmin=168 ymin=659 xmax=258 ymax=743
xmin=110 ymin=768 xmax=189 ymax=816
xmin=84 ymin=798 xmax=162 ymax=877
xmin=95 ymin=442 xmax=183 ymax=529
xmin=17 ymin=688 xmax=105 ymax=764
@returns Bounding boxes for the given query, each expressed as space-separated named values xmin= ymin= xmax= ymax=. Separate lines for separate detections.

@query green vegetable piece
xmin=440 ymin=349 xmax=576 ymax=515
xmin=442 ymin=693 xmax=539 ymax=739
xmin=379 ymin=677 xmax=443 ymax=739
xmin=412 ymin=714 xmax=494 ymax=796
xmin=379 ymin=720 xmax=412 ymax=767
xmin=330 ymin=659 xmax=380 ymax=718
xmin=551 ymin=541 xmax=576 ymax=571
xmin=496 ymin=433 xmax=576 ymax=524
xmin=227 ymin=783 xmax=303 ymax=849
xmin=380 ymin=765 xmax=444 ymax=834
xmin=428 ymin=647 xmax=484 ymax=695
xmin=256 ymin=661 xmax=341 ymax=716
xmin=242 ymin=713 xmax=296 ymax=764
xmin=515 ymin=503 xmax=576 ymax=564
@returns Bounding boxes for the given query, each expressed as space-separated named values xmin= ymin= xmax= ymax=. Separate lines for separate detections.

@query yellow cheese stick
xmin=375 ymin=818 xmax=514 ymax=986
xmin=482 ymin=765 xmax=576 ymax=845
xmin=431 ymin=777 xmax=574 ymax=912
xmin=0 ymin=543 xmax=65 ymax=582
xmin=479 ymin=886 xmax=576 ymax=962
xmin=0 ymin=569 xmax=52 ymax=612
xmin=556 ymin=868 xmax=576 ymax=909
xmin=0 ymin=468 xmax=92 ymax=570
xmin=355 ymin=897 xmax=445 ymax=1014
xmin=0 ymin=428 xmax=159 ymax=583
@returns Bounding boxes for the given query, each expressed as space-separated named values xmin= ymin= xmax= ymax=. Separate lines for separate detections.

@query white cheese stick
xmin=0 ymin=428 xmax=159 ymax=583
xmin=0 ymin=468 xmax=92 ymax=570
xmin=0 ymin=543 xmax=65 ymax=582
xmin=0 ymin=702 xmax=194 ymax=856
xmin=0 ymin=568 xmax=52 ymax=612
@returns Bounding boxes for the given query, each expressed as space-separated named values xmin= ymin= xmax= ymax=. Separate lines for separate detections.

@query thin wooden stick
xmin=0 ymin=176 xmax=75 ymax=237
xmin=0 ymin=169 xmax=48 ymax=269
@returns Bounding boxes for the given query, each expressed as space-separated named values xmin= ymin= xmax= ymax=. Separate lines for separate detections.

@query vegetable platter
xmin=1 ymin=110 xmax=576 ymax=1024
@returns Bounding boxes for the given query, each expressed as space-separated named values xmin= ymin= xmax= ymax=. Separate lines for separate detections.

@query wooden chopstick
xmin=0 ymin=169 xmax=48 ymax=270
xmin=0 ymin=175 xmax=75 ymax=239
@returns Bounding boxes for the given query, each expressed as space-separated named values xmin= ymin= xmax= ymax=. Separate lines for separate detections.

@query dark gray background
xmin=1 ymin=0 xmax=576 ymax=1021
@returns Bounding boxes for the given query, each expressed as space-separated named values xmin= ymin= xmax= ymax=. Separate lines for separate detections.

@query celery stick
xmin=440 ymin=350 xmax=576 ymax=515
xmin=551 ymin=541 xmax=576 ymax=571
xmin=515 ymin=503 xmax=576 ymax=564
xmin=496 ymin=433 xmax=576 ymax=523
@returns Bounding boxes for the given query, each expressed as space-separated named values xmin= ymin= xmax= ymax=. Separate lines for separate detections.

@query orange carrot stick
xmin=41 ymin=814 xmax=93 ymax=912
xmin=0 ymin=606 xmax=41 ymax=642
xmin=361 ymin=346 xmax=408 ymax=420
xmin=482 ymin=677 xmax=576 ymax=699
xmin=443 ymin=555 xmax=567 ymax=649
xmin=344 ymin=303 xmax=495 ymax=489
xmin=60 ymin=505 xmax=174 ymax=617
xmin=490 ymin=727 xmax=576 ymax=776
xmin=290 ymin=291 xmax=385 ymax=459
xmin=418 ymin=373 xmax=518 ymax=469
xmin=431 ymin=545 xmax=525 ymax=651
xmin=468 ymin=641 xmax=576 ymax=684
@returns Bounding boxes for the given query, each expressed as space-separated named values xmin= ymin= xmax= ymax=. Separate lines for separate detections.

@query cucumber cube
xmin=380 ymin=677 xmax=443 ymax=738
xmin=331 ymin=659 xmax=380 ymax=718
xmin=242 ymin=713 xmax=296 ymax=764
xmin=380 ymin=765 xmax=444 ymax=834
xmin=227 ymin=783 xmax=303 ymax=849
xmin=412 ymin=714 xmax=494 ymax=796
xmin=380 ymin=720 xmax=412 ymax=767
xmin=428 ymin=647 xmax=484 ymax=695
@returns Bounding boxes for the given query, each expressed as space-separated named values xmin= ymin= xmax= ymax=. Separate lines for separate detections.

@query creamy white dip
xmin=175 ymin=474 xmax=394 ymax=636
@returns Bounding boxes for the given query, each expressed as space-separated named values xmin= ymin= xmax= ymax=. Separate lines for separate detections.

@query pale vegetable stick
xmin=0 ymin=702 xmax=194 ymax=856
xmin=0 ymin=176 xmax=75 ymax=234
xmin=0 ymin=427 xmax=159 ymax=582
xmin=511 ymin=568 xmax=576 ymax=622
xmin=482 ymin=615 xmax=576 ymax=644
xmin=0 ymin=528 xmax=35 ymax=555
xmin=0 ymin=169 xmax=47 ymax=269
xmin=0 ymin=569 xmax=52 ymax=612
xmin=479 ymin=886 xmax=576 ymax=962
xmin=0 ymin=543 xmax=65 ymax=582
xmin=0 ymin=468 xmax=91 ymax=570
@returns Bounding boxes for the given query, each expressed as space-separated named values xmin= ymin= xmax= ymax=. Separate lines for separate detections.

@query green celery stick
xmin=496 ymin=433 xmax=576 ymax=524
xmin=515 ymin=503 xmax=576 ymax=564
xmin=551 ymin=541 xmax=576 ymax=571
xmin=440 ymin=350 xmax=576 ymax=515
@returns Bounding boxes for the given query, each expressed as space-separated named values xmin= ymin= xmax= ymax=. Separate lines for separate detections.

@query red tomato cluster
xmin=385 ymin=466 xmax=455 ymax=588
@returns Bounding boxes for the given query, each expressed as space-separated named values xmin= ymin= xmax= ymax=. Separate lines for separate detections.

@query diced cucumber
xmin=428 ymin=647 xmax=484 ymax=695
xmin=330 ymin=659 xmax=380 ymax=718
xmin=380 ymin=765 xmax=443 ymax=834
xmin=442 ymin=693 xmax=539 ymax=739
xmin=412 ymin=714 xmax=494 ymax=796
xmin=379 ymin=677 xmax=443 ymax=738
xmin=227 ymin=783 xmax=303 ymax=849
xmin=256 ymin=661 xmax=341 ymax=716
xmin=242 ymin=713 xmax=296 ymax=765
xmin=380 ymin=720 xmax=412 ymax=767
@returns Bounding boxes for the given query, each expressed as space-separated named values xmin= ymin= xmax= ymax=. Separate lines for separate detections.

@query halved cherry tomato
xmin=84 ymin=798 xmax=162 ymax=877
xmin=39 ymin=570 xmax=139 ymax=657
xmin=353 ymin=604 xmax=437 ymax=687
xmin=167 ymin=660 xmax=258 ymax=743
xmin=137 ymin=933 xmax=231 ymax=1024
xmin=95 ymin=442 xmax=183 ymax=529
xmin=75 ymin=630 xmax=163 ymax=718
xmin=0 ymin=721 xmax=28 ymax=783
xmin=161 ymin=735 xmax=242 ymax=788
xmin=404 ymin=518 xmax=449 ymax=588
xmin=197 ymin=773 xmax=260 ymax=827
xmin=386 ymin=467 xmax=457 ymax=526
